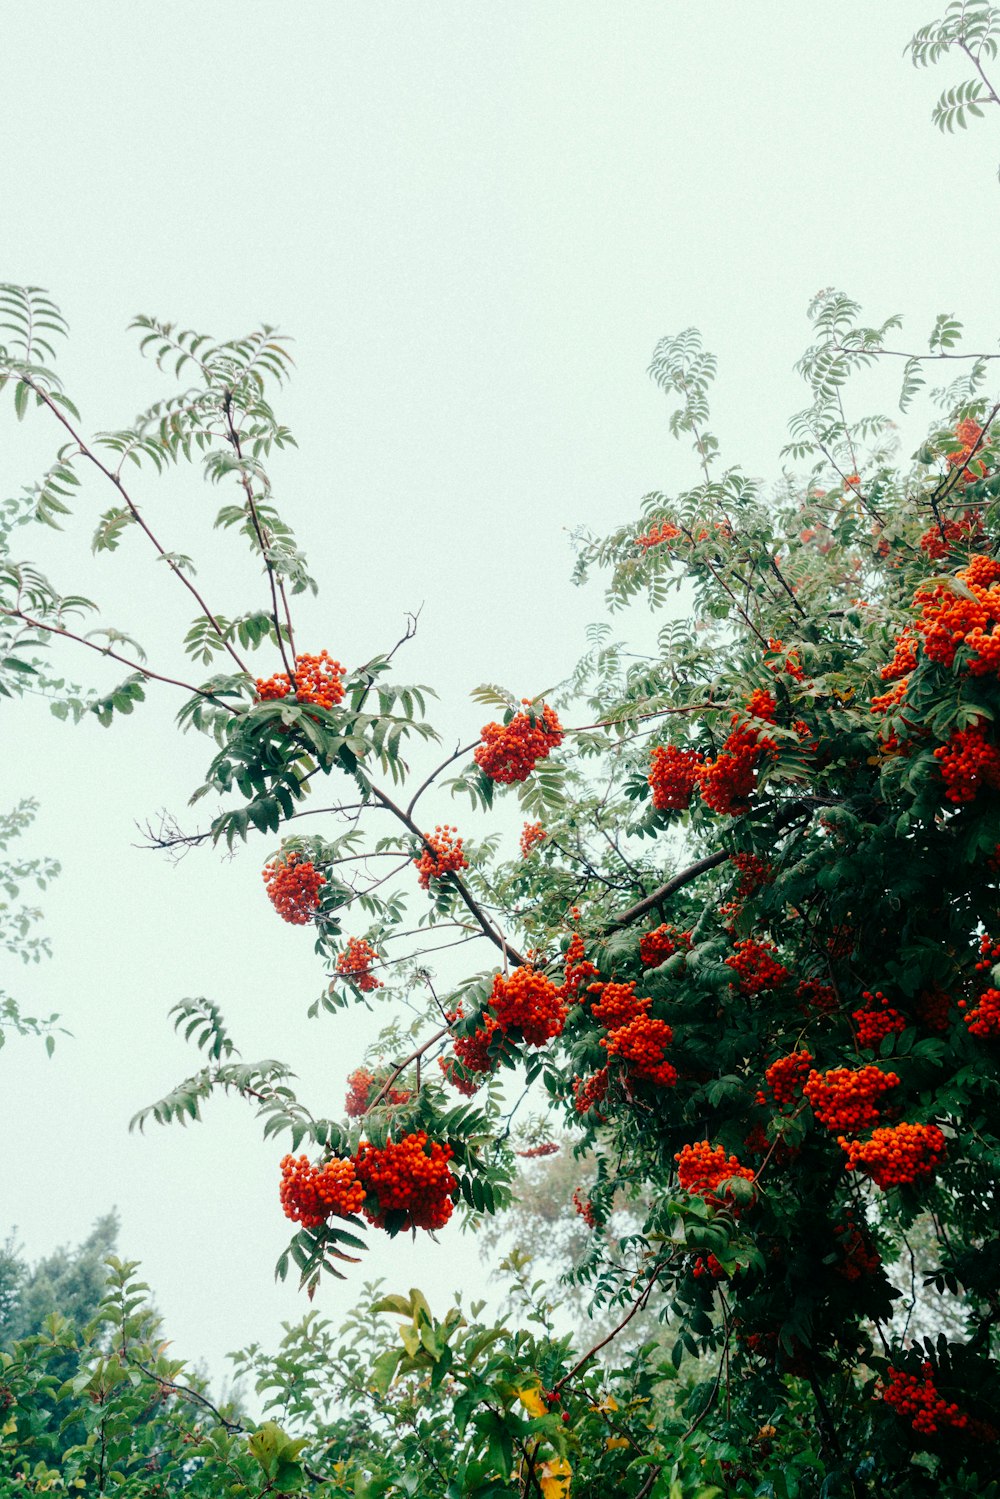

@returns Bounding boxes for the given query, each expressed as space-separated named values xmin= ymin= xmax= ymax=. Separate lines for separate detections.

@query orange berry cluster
xmin=414 ymin=826 xmax=468 ymax=889
xmin=449 ymin=1009 xmax=500 ymax=1083
xmin=853 ymin=991 xmax=907 ymax=1049
xmin=730 ymin=853 xmax=772 ymax=896
xmin=589 ymin=979 xmax=647 ymax=1030
xmin=279 ymin=1153 xmax=366 ymax=1226
xmin=962 ymin=986 xmax=1000 ymax=1038
xmin=489 ymin=967 xmax=566 ymax=1047
xmin=573 ymin=1066 xmax=610 ymax=1116
xmin=649 ymin=744 xmax=702 ymax=811
xmin=675 ymin=1141 xmax=755 ymax=1211
xmin=766 ymin=638 xmax=805 ymax=681
xmin=560 ymin=932 xmax=601 ymax=999
xmin=335 ymin=937 xmax=383 ymax=992
xmin=639 ymin=923 xmax=691 ymax=966
xmin=602 ymin=1013 xmax=677 ymax=1087
xmin=572 ymin=1187 xmax=599 ymax=1228
xmin=474 ymin=702 xmax=564 ymax=784
xmin=804 ymin=1066 xmax=900 ymax=1134
xmin=919 ymin=513 xmax=982 ymax=559
xmin=354 ymin=1131 xmax=457 ymax=1231
xmin=519 ymin=821 xmax=547 ymax=857
xmin=882 ymin=1364 xmax=971 ymax=1436
xmin=726 ymin=939 xmax=789 ymax=996
xmin=262 ymin=851 xmax=325 ymax=924
xmin=763 ymin=1049 xmax=814 ymax=1108
xmin=255 ymin=650 xmax=345 ymax=710
xmin=880 ymin=631 xmax=918 ymax=683
xmin=344 ymin=1066 xmax=411 ymax=1117
xmin=634 ymin=519 xmax=682 ymax=550
xmin=698 ymin=723 xmax=772 ymax=816
xmin=744 ymin=688 xmax=777 ymax=723
xmin=840 ymin=1122 xmax=946 ymax=1189
xmin=934 ymin=724 xmax=1000 ymax=804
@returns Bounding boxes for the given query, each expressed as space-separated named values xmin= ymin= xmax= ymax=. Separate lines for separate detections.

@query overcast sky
xmin=3 ymin=1 xmax=1000 ymax=1387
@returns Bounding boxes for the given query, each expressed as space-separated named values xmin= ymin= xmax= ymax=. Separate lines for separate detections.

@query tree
xmin=6 ymin=9 xmax=1000 ymax=1494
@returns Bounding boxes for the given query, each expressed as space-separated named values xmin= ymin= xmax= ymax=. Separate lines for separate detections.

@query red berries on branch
xmin=639 ymin=924 xmax=692 ymax=967
xmin=354 ymin=1131 xmax=457 ymax=1231
xmin=839 ymin=1122 xmax=946 ymax=1189
xmin=726 ymin=939 xmax=789 ymax=996
xmin=762 ymin=1050 xmax=814 ymax=1109
xmin=490 ymin=967 xmax=566 ymax=1047
xmin=414 ymin=825 xmax=468 ymax=889
xmin=336 ymin=937 xmax=383 ymax=992
xmin=263 ymin=850 xmax=325 ymax=924
xmin=853 ymin=991 xmax=907 ymax=1050
xmin=934 ymin=725 xmax=1000 ymax=804
xmin=882 ymin=1364 xmax=976 ymax=1437
xmin=279 ymin=1154 xmax=365 ymax=1226
xmin=697 ymin=723 xmax=772 ymax=817
xmin=804 ymin=1066 xmax=900 ymax=1134
xmin=675 ymin=1141 xmax=755 ymax=1211
xmin=344 ymin=1067 xmax=411 ymax=1117
xmin=602 ymin=1013 xmax=677 ymax=1086
xmin=572 ymin=1066 xmax=610 ymax=1116
xmin=649 ymin=745 xmax=703 ymax=811
xmin=962 ymin=987 xmax=1000 ymax=1038
xmin=519 ymin=821 xmax=547 ymax=857
xmin=474 ymin=702 xmax=564 ymax=784
xmin=440 ymin=1008 xmax=501 ymax=1093
xmin=634 ymin=520 xmax=682 ymax=550
xmin=255 ymin=650 xmax=345 ymax=710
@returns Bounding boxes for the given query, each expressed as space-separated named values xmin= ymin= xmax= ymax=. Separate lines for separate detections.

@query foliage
xmin=0 ymin=799 xmax=62 ymax=1050
xmin=10 ymin=8 xmax=1000 ymax=1493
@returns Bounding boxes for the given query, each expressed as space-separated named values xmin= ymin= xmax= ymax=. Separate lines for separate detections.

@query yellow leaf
xmin=539 ymin=1456 xmax=572 ymax=1498
xmin=604 ymin=1435 xmax=630 ymax=1451
xmin=517 ymin=1384 xmax=548 ymax=1418
xmin=589 ymin=1393 xmax=619 ymax=1413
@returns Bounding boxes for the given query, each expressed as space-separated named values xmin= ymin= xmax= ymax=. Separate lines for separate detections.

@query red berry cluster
xmin=962 ymin=987 xmax=1000 ymax=1038
xmin=602 ymin=1013 xmax=677 ymax=1087
xmin=344 ymin=1066 xmax=411 ymax=1117
xmin=639 ymin=923 xmax=692 ymax=967
xmin=915 ymin=987 xmax=952 ymax=1033
xmin=882 ymin=1364 xmax=972 ymax=1436
xmin=934 ymin=724 xmax=1000 ymax=804
xmin=255 ymin=650 xmax=345 ymax=710
xmin=519 ymin=821 xmax=547 ymax=857
xmin=692 ymin=1253 xmax=726 ymax=1280
xmin=840 ymin=1122 xmax=947 ymax=1189
xmin=804 ymin=1066 xmax=900 ymax=1134
xmin=726 ymin=939 xmax=789 ymax=995
xmin=744 ymin=688 xmax=777 ymax=723
xmin=336 ymin=936 xmax=383 ymax=992
xmin=697 ymin=724 xmax=771 ymax=816
xmin=834 ymin=1217 xmax=881 ymax=1282
xmin=354 ymin=1131 xmax=457 ymax=1231
xmin=589 ymin=980 xmax=647 ymax=1030
xmin=853 ymin=991 xmax=907 ymax=1049
xmin=262 ymin=851 xmax=325 ymax=924
xmin=880 ymin=631 xmax=918 ymax=683
xmin=919 ymin=513 xmax=983 ymax=559
xmin=674 ymin=1141 xmax=755 ymax=1211
xmin=474 ymin=702 xmax=564 ymax=784
xmin=766 ymin=638 xmax=805 ymax=681
xmin=559 ymin=933 xmax=601 ymax=1001
xmin=730 ymin=853 xmax=772 ymax=896
xmin=763 ymin=1049 xmax=814 ymax=1108
xmin=634 ymin=520 xmax=682 ymax=550
xmin=279 ymin=1153 xmax=365 ymax=1226
xmin=516 ymin=1141 xmax=559 ymax=1158
xmin=489 ymin=968 xmax=566 ymax=1046
xmin=573 ymin=1066 xmax=610 ymax=1116
xmin=451 ymin=1009 xmax=500 ymax=1080
xmin=648 ymin=744 xmax=702 ymax=811
xmin=797 ymin=977 xmax=838 ymax=1013
xmin=414 ymin=825 xmax=468 ymax=889
xmin=572 ymin=1187 xmax=599 ymax=1228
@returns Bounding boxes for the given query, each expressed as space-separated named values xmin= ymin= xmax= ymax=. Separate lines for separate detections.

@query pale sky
xmin=3 ymin=2 xmax=1000 ymax=1385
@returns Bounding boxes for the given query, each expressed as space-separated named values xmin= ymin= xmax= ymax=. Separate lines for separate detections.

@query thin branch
xmin=22 ymin=375 xmax=250 ymax=676
xmin=406 ymin=739 xmax=478 ymax=819
xmin=551 ymin=1263 xmax=662 ymax=1393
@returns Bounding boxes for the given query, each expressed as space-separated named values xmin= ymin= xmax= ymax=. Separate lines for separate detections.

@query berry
xmin=730 ymin=853 xmax=772 ymax=896
xmin=853 ymin=991 xmax=906 ymax=1049
xmin=934 ymin=725 xmax=1000 ymax=804
xmin=881 ymin=1364 xmax=992 ymax=1438
xmin=572 ymin=1188 xmax=598 ymax=1228
xmin=572 ymin=1066 xmax=610 ymax=1116
xmin=675 ymin=1141 xmax=755 ymax=1211
xmin=414 ymin=826 xmax=468 ymax=889
xmin=634 ymin=520 xmax=682 ymax=550
xmin=601 ymin=1013 xmax=677 ymax=1087
xmin=796 ymin=977 xmax=838 ymax=1013
xmin=335 ymin=936 xmax=383 ymax=992
xmin=964 ymin=987 xmax=1000 ymax=1038
xmin=839 ymin=1122 xmax=946 ymax=1189
xmin=344 ymin=1067 xmax=410 ymax=1117
xmin=639 ymin=924 xmax=692 ymax=967
xmin=490 ymin=968 xmax=566 ymax=1047
xmin=519 ymin=821 xmax=547 ymax=857
xmin=804 ymin=1066 xmax=899 ymax=1134
xmin=648 ymin=744 xmax=703 ymax=811
xmin=474 ymin=702 xmax=563 ymax=784
xmin=763 ymin=1049 xmax=814 ymax=1108
xmin=256 ymin=650 xmax=345 ymax=711
xmin=726 ymin=939 xmax=789 ymax=996
xmin=354 ymin=1131 xmax=457 ymax=1232
xmin=279 ymin=1153 xmax=365 ymax=1226
xmin=589 ymin=980 xmax=648 ymax=1030
xmin=262 ymin=850 xmax=325 ymax=925
xmin=560 ymin=933 xmax=601 ymax=998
